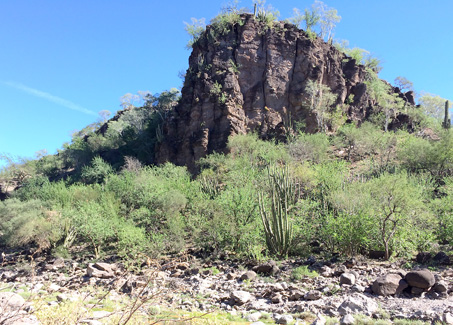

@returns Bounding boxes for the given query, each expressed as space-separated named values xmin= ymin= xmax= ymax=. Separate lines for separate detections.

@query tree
xmin=119 ymin=93 xmax=140 ymax=109
xmin=419 ymin=93 xmax=450 ymax=120
xmin=365 ymin=173 xmax=427 ymax=260
xmin=313 ymin=0 xmax=341 ymax=42
xmin=305 ymin=79 xmax=337 ymax=132
xmin=98 ymin=110 xmax=111 ymax=124
xmin=366 ymin=72 xmax=403 ymax=131
xmin=184 ymin=17 xmax=206 ymax=49
xmin=302 ymin=7 xmax=320 ymax=33
xmin=289 ymin=8 xmax=305 ymax=27
xmin=394 ymin=76 xmax=414 ymax=92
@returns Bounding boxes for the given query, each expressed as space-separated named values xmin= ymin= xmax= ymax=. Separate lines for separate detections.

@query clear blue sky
xmin=1 ymin=0 xmax=451 ymax=167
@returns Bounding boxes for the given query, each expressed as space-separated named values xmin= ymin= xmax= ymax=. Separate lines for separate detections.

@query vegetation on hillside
xmin=1 ymin=1 xmax=452 ymax=267
xmin=1 ymin=120 xmax=453 ymax=265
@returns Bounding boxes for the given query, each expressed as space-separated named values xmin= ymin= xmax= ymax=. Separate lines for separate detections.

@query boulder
xmin=442 ymin=313 xmax=453 ymax=325
xmin=275 ymin=314 xmax=294 ymax=324
xmin=252 ymin=260 xmax=279 ymax=276
xmin=432 ymin=280 xmax=448 ymax=293
xmin=320 ymin=266 xmax=333 ymax=277
xmin=271 ymin=293 xmax=283 ymax=304
xmin=240 ymin=270 xmax=257 ymax=281
xmin=230 ymin=290 xmax=252 ymax=305
xmin=405 ymin=270 xmax=435 ymax=289
xmin=337 ymin=293 xmax=378 ymax=316
xmin=416 ymin=252 xmax=432 ymax=264
xmin=433 ymin=251 xmax=451 ymax=265
xmin=372 ymin=273 xmax=407 ymax=296
xmin=340 ymin=314 xmax=355 ymax=325
xmin=86 ymin=263 xmax=115 ymax=278
xmin=288 ymin=289 xmax=304 ymax=301
xmin=340 ymin=273 xmax=356 ymax=286
xmin=304 ymin=290 xmax=322 ymax=301
xmin=93 ymin=262 xmax=116 ymax=273
xmin=0 ymin=292 xmax=25 ymax=312
xmin=246 ymin=312 xmax=262 ymax=322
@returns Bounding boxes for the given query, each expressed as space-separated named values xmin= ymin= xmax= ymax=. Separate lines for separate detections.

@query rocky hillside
xmin=157 ymin=14 xmax=413 ymax=171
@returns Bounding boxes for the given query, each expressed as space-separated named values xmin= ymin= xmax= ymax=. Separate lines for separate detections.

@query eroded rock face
xmin=156 ymin=14 xmax=387 ymax=172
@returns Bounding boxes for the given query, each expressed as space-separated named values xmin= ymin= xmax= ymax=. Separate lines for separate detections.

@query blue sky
xmin=1 ymin=0 xmax=452 ymax=167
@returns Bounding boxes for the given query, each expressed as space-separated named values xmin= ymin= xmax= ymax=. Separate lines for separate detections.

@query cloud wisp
xmin=1 ymin=81 xmax=97 ymax=116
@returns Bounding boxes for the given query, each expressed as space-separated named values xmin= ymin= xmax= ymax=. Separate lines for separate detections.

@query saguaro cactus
xmin=259 ymin=166 xmax=295 ymax=257
xmin=443 ymin=100 xmax=450 ymax=129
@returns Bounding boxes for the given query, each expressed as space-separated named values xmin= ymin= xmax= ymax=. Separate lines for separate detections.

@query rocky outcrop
xmin=156 ymin=14 xmax=408 ymax=171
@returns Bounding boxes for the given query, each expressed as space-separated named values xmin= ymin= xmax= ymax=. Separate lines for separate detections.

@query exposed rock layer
xmin=157 ymin=14 xmax=408 ymax=171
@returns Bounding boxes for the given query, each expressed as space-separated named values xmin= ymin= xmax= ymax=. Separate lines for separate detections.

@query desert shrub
xmin=34 ymin=153 xmax=63 ymax=179
xmin=115 ymin=219 xmax=151 ymax=259
xmin=14 ymin=175 xmax=51 ymax=202
xmin=184 ymin=17 xmax=206 ymax=49
xmin=398 ymin=131 xmax=453 ymax=181
xmin=311 ymin=160 xmax=348 ymax=210
xmin=121 ymin=156 xmax=142 ymax=173
xmin=186 ymin=182 xmax=264 ymax=257
xmin=215 ymin=184 xmax=262 ymax=254
xmin=0 ymin=199 xmax=62 ymax=251
xmin=210 ymin=5 xmax=245 ymax=37
xmin=291 ymin=198 xmax=320 ymax=255
xmin=60 ymin=135 xmax=95 ymax=171
xmin=105 ymin=164 xmax=192 ymax=253
xmin=81 ymin=156 xmax=114 ymax=184
xmin=288 ymin=132 xmax=330 ymax=163
xmin=431 ymin=177 xmax=453 ymax=244
xmin=67 ymin=196 xmax=119 ymax=258
xmin=291 ymin=266 xmax=318 ymax=280
xmin=343 ymin=173 xmax=432 ymax=259
xmin=326 ymin=180 xmax=376 ymax=255
xmin=228 ymin=133 xmax=290 ymax=170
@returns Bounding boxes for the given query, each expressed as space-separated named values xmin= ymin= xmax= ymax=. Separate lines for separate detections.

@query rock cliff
xmin=156 ymin=14 xmax=411 ymax=171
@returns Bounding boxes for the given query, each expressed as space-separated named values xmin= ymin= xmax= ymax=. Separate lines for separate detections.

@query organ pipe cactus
xmin=259 ymin=165 xmax=295 ymax=257
xmin=443 ymin=100 xmax=451 ymax=130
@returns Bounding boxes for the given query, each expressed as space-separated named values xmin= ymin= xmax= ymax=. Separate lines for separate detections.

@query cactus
xmin=443 ymin=100 xmax=451 ymax=130
xmin=259 ymin=165 xmax=295 ymax=257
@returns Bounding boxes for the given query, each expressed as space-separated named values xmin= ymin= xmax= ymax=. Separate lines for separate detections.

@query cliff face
xmin=156 ymin=14 xmax=403 ymax=171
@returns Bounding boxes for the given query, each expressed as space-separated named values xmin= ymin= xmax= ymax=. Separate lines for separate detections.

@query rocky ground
xmin=0 ymin=251 xmax=452 ymax=324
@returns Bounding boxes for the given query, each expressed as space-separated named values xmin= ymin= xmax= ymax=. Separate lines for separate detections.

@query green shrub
xmin=68 ymin=198 xmax=118 ymax=258
xmin=210 ymin=8 xmax=244 ymax=37
xmin=291 ymin=266 xmax=318 ymax=280
xmin=81 ymin=156 xmax=114 ymax=184
xmin=288 ymin=132 xmax=330 ymax=163
xmin=105 ymin=164 xmax=192 ymax=254
xmin=431 ymin=177 xmax=453 ymax=244
xmin=0 ymin=199 xmax=62 ymax=252
xmin=228 ymin=133 xmax=290 ymax=170
xmin=184 ymin=18 xmax=206 ymax=49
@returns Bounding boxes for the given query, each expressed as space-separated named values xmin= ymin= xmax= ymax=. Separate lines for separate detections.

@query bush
xmin=431 ymin=177 xmax=453 ymax=244
xmin=81 ymin=156 xmax=114 ymax=184
xmin=0 ymin=199 xmax=62 ymax=252
xmin=105 ymin=164 xmax=192 ymax=253
xmin=228 ymin=134 xmax=289 ymax=170
xmin=291 ymin=266 xmax=318 ymax=280
xmin=288 ymin=132 xmax=330 ymax=163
